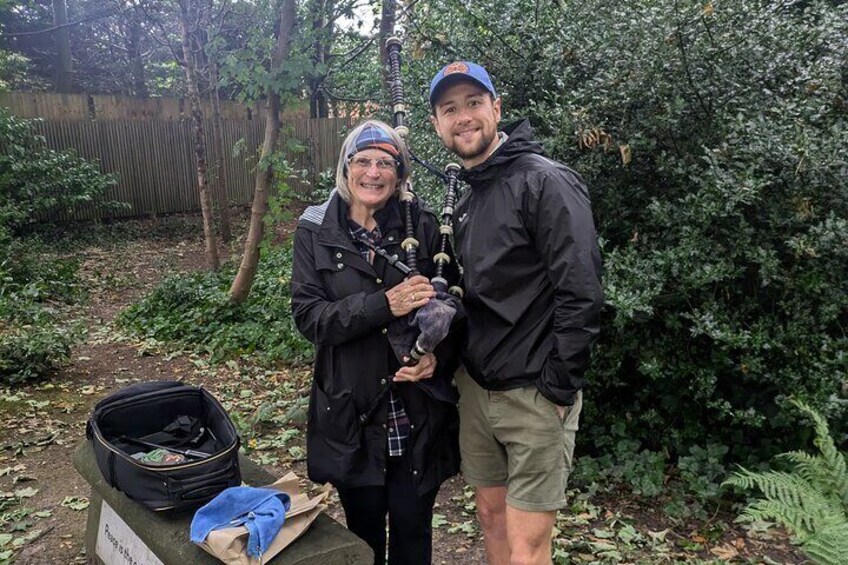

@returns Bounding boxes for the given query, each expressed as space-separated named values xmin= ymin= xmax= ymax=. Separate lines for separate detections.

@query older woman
xmin=290 ymin=120 xmax=460 ymax=565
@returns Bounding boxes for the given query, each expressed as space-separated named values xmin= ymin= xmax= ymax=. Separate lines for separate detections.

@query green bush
xmin=117 ymin=246 xmax=312 ymax=364
xmin=0 ymin=242 xmax=80 ymax=384
xmin=0 ymin=300 xmax=75 ymax=384
xmin=0 ymin=231 xmax=82 ymax=383
xmin=0 ymin=107 xmax=124 ymax=233
xmin=396 ymin=0 xmax=848 ymax=459
xmin=0 ymin=108 xmax=120 ymax=383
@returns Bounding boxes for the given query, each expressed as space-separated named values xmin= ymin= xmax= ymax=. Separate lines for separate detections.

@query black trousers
xmin=336 ymin=452 xmax=439 ymax=565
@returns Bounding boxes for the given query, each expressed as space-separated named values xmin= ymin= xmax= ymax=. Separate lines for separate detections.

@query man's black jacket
xmin=455 ymin=119 xmax=603 ymax=406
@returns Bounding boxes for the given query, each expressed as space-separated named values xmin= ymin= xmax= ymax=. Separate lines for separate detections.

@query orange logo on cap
xmin=443 ymin=62 xmax=469 ymax=76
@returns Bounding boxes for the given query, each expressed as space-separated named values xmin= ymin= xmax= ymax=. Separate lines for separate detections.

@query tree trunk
xmin=178 ymin=0 xmax=219 ymax=271
xmin=209 ymin=59 xmax=233 ymax=242
xmin=52 ymin=0 xmax=73 ymax=92
xmin=378 ymin=0 xmax=396 ymax=98
xmin=229 ymin=0 xmax=297 ymax=302
xmin=127 ymin=7 xmax=148 ymax=97
xmin=308 ymin=0 xmax=333 ymax=118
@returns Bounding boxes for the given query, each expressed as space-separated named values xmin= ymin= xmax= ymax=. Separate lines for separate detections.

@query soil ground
xmin=0 ymin=210 xmax=806 ymax=564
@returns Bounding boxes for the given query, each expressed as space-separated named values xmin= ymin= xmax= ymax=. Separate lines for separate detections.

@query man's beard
xmin=451 ymin=130 xmax=496 ymax=161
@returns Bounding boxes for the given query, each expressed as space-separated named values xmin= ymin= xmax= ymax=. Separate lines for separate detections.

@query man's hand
xmin=556 ymin=405 xmax=567 ymax=421
xmin=393 ymin=353 xmax=436 ymax=382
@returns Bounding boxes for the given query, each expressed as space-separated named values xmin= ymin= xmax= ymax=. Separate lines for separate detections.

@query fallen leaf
xmin=60 ymin=496 xmax=89 ymax=511
xmin=710 ymin=543 xmax=739 ymax=560
xmin=14 ymin=487 xmax=38 ymax=498
xmin=432 ymin=513 xmax=448 ymax=528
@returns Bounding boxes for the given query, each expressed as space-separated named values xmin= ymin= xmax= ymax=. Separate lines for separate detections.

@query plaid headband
xmin=348 ymin=125 xmax=401 ymax=160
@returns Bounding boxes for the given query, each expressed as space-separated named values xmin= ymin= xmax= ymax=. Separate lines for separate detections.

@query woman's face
xmin=347 ymin=148 xmax=399 ymax=210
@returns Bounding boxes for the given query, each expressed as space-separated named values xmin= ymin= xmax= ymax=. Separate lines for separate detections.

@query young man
xmin=429 ymin=62 xmax=603 ymax=565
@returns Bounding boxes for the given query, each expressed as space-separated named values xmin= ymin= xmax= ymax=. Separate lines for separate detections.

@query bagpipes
xmin=383 ymin=36 xmax=464 ymax=369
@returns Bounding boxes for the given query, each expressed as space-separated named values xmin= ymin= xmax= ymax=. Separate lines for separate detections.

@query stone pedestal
xmin=73 ymin=441 xmax=372 ymax=565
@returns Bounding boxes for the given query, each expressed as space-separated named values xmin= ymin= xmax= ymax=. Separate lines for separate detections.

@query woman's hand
xmin=385 ymin=275 xmax=435 ymax=317
xmin=393 ymin=353 xmax=436 ymax=382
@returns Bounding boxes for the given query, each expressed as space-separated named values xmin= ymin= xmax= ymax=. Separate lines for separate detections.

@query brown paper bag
xmin=196 ymin=472 xmax=328 ymax=565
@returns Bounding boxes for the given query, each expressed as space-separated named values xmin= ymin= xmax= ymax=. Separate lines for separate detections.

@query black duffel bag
xmin=86 ymin=381 xmax=241 ymax=512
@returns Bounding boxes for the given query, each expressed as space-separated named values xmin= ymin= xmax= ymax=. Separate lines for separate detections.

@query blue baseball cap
xmin=429 ymin=61 xmax=497 ymax=107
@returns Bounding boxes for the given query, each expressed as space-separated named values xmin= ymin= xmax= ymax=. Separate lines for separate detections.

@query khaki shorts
xmin=455 ymin=368 xmax=581 ymax=512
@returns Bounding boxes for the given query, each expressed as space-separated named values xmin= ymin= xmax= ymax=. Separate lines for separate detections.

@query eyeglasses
xmin=349 ymin=156 xmax=397 ymax=171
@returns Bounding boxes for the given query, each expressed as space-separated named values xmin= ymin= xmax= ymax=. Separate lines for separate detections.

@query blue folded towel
xmin=190 ymin=487 xmax=292 ymax=558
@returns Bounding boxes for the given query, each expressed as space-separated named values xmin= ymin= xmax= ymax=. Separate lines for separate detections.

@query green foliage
xmin=216 ymin=0 xmax=315 ymax=106
xmin=574 ymin=438 xmax=668 ymax=497
xmin=0 ymin=109 xmax=119 ymax=383
xmin=0 ymin=108 xmax=124 ymax=234
xmin=723 ymin=400 xmax=848 ymax=565
xmin=0 ymin=50 xmax=37 ymax=91
xmin=678 ymin=443 xmax=729 ymax=502
xmin=0 ymin=313 xmax=74 ymax=385
xmin=309 ymin=168 xmax=336 ymax=203
xmin=0 ymin=238 xmax=80 ymax=384
xmin=264 ymin=145 xmax=305 ymax=246
xmin=117 ymin=245 xmax=312 ymax=364
xmin=398 ymin=0 xmax=848 ymax=457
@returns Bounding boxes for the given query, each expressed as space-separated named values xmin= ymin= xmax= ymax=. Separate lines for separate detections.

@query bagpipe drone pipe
xmin=363 ymin=37 xmax=465 ymax=397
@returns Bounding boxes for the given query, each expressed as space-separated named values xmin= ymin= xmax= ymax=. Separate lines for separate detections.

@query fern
xmin=723 ymin=399 xmax=848 ymax=565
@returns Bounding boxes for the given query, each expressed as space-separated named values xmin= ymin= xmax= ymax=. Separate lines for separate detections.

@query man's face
xmin=430 ymin=81 xmax=502 ymax=168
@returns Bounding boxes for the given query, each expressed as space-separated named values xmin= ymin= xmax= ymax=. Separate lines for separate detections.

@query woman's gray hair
xmin=335 ymin=119 xmax=410 ymax=202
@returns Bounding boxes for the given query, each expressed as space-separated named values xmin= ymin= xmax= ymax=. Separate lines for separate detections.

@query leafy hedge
xmin=396 ymin=0 xmax=848 ymax=457
xmin=0 ymin=108 xmax=122 ymax=234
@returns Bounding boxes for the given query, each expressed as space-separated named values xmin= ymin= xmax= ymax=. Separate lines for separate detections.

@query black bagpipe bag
xmin=86 ymin=381 xmax=241 ymax=512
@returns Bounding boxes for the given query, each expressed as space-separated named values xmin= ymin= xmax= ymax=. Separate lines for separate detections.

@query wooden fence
xmin=0 ymin=91 xmax=312 ymax=121
xmin=1 ymin=92 xmax=350 ymax=220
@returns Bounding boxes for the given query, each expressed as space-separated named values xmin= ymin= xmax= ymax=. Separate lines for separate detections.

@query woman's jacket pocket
xmin=314 ymin=387 xmax=361 ymax=446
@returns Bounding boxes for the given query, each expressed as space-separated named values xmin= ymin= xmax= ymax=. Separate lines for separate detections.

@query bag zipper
xmin=90 ymin=425 xmax=238 ymax=472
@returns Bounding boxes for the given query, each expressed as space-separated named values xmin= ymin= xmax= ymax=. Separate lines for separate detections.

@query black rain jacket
xmin=455 ymin=119 xmax=603 ymax=406
xmin=290 ymin=191 xmax=460 ymax=495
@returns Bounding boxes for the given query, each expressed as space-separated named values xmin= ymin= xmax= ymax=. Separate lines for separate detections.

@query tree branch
xmin=5 ymin=10 xmax=118 ymax=37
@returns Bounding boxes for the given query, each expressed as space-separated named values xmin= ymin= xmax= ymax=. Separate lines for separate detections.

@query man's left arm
xmin=527 ymin=169 xmax=603 ymax=407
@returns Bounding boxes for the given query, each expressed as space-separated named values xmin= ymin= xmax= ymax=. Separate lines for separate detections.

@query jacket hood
xmin=459 ymin=119 xmax=545 ymax=186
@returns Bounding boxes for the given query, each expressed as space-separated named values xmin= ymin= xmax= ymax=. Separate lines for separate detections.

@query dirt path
xmin=0 ymin=214 xmax=804 ymax=564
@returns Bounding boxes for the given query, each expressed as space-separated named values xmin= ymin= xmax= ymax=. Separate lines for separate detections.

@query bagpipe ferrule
xmin=433 ymin=252 xmax=451 ymax=265
xmin=431 ymin=276 xmax=448 ymax=289
xmin=402 ymin=237 xmax=420 ymax=252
